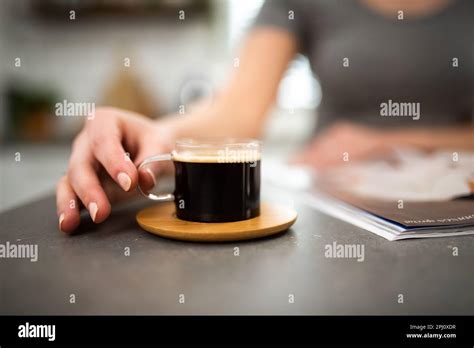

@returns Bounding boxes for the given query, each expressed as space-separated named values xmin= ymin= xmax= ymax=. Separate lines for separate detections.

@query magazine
xmin=307 ymin=189 xmax=474 ymax=241
xmin=265 ymin=149 xmax=474 ymax=240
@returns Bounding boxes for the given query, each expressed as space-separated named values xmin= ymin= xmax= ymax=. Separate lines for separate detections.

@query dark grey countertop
xmin=1 ymin=189 xmax=473 ymax=315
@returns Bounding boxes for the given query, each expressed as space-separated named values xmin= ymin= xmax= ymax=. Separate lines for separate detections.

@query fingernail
xmin=89 ymin=202 xmax=98 ymax=222
xmin=145 ymin=168 xmax=157 ymax=187
xmin=59 ymin=213 xmax=65 ymax=231
xmin=117 ymin=172 xmax=132 ymax=191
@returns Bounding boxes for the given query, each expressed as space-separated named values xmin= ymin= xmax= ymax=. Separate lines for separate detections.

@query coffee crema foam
xmin=172 ymin=150 xmax=261 ymax=163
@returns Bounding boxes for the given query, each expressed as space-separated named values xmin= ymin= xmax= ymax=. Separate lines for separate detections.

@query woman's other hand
xmin=291 ymin=122 xmax=393 ymax=171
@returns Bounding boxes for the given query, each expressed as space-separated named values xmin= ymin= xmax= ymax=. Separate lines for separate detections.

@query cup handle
xmin=137 ymin=154 xmax=174 ymax=201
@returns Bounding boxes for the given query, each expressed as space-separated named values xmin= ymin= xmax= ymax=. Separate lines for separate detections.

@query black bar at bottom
xmin=0 ymin=315 xmax=473 ymax=346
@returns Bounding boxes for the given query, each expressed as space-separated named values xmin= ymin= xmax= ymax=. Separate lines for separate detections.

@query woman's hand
xmin=292 ymin=122 xmax=474 ymax=171
xmin=291 ymin=122 xmax=393 ymax=171
xmin=291 ymin=121 xmax=474 ymax=172
xmin=56 ymin=107 xmax=172 ymax=233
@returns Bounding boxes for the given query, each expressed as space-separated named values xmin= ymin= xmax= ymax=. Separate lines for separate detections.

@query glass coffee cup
xmin=137 ymin=138 xmax=261 ymax=223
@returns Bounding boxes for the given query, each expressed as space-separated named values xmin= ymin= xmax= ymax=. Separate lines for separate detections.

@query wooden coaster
xmin=136 ymin=202 xmax=297 ymax=242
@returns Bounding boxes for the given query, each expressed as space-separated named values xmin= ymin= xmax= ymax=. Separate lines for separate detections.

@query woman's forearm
xmin=156 ymin=28 xmax=298 ymax=142
xmin=386 ymin=126 xmax=474 ymax=150
xmin=157 ymin=96 xmax=265 ymax=141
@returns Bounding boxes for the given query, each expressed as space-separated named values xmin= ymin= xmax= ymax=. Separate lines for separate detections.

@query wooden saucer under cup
xmin=136 ymin=202 xmax=297 ymax=242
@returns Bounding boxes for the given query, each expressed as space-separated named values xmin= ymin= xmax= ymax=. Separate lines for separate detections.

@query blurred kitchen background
xmin=0 ymin=0 xmax=321 ymax=211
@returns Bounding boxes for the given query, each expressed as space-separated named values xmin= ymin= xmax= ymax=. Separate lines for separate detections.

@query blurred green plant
xmin=6 ymin=84 xmax=59 ymax=142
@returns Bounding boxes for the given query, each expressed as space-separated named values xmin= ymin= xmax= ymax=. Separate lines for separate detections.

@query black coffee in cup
xmin=138 ymin=138 xmax=262 ymax=223
xmin=174 ymin=156 xmax=260 ymax=222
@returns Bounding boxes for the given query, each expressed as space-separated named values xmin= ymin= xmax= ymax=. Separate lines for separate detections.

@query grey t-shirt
xmin=254 ymin=0 xmax=473 ymax=131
